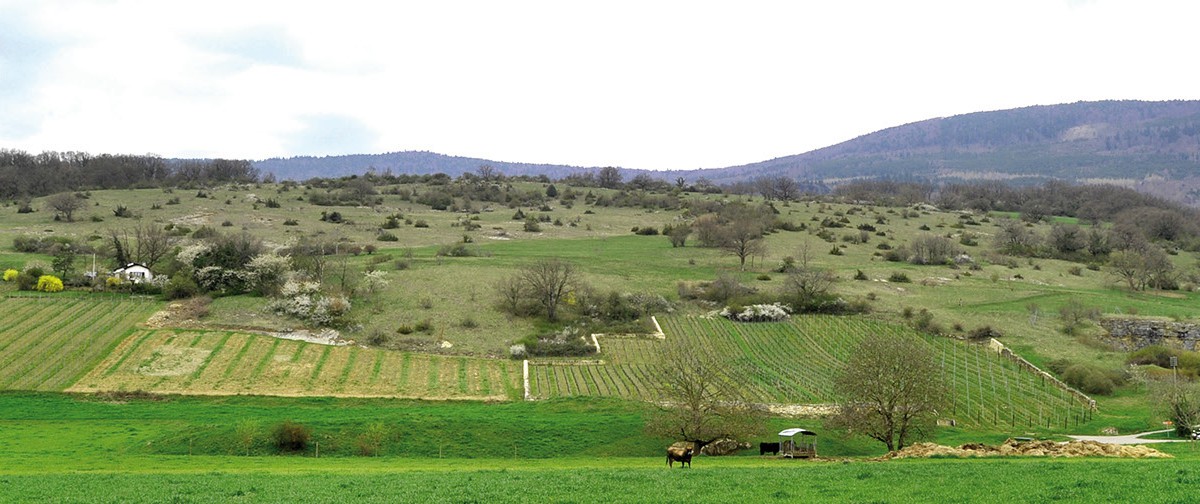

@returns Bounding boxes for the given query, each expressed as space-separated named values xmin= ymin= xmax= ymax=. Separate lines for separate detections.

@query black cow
xmin=760 ymin=442 xmax=780 ymax=456
xmin=666 ymin=446 xmax=694 ymax=468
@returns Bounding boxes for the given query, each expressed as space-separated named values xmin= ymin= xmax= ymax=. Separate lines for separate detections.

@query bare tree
xmin=519 ymin=258 xmax=578 ymax=321
xmin=993 ymin=218 xmax=1039 ymax=255
xmin=1152 ymin=379 xmax=1200 ymax=438
xmin=826 ymin=334 xmax=948 ymax=452
xmin=1109 ymin=245 xmax=1175 ymax=291
xmin=493 ymin=274 xmax=528 ymax=315
xmin=752 ymin=176 xmax=776 ymax=201
xmin=719 ymin=220 xmax=765 ymax=271
xmin=288 ymin=236 xmax=335 ymax=283
xmin=781 ymin=244 xmax=836 ymax=308
xmin=134 ymin=223 xmax=175 ymax=268
xmin=773 ymin=176 xmax=799 ymax=202
xmin=44 ymin=192 xmax=83 ymax=222
xmin=907 ymin=234 xmax=959 ymax=265
xmin=645 ymin=336 xmax=763 ymax=452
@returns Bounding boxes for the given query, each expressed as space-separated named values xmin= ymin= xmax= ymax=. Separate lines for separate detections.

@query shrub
xmin=720 ymin=303 xmax=791 ymax=322
xmin=163 ymin=276 xmax=200 ymax=300
xmin=460 ymin=316 xmax=478 ymax=329
xmin=522 ymin=328 xmax=597 ymax=357
xmin=413 ymin=220 xmax=429 ymax=228
xmin=113 ymin=205 xmax=133 ymax=218
xmin=16 ymin=273 xmax=36 ymax=291
xmin=436 ymin=243 xmax=475 ymax=257
xmin=36 ymin=275 xmax=64 ymax=293
xmin=415 ymin=319 xmax=433 ymax=332
xmin=221 ymin=220 xmax=234 ymax=227
xmin=966 ymin=325 xmax=1002 ymax=341
xmin=888 ymin=272 xmax=911 ymax=283
xmin=853 ymin=269 xmax=868 ymax=281
xmin=524 ymin=219 xmax=541 ymax=232
xmin=192 ymin=226 xmax=218 ymax=239
xmin=635 ymin=226 xmax=659 ymax=236
xmin=283 ymin=219 xmax=299 ymax=226
xmin=911 ymin=308 xmax=942 ymax=334
xmin=2 ymin=269 xmax=16 ymax=282
xmin=1060 ymin=362 xmax=1125 ymax=395
xmin=756 ymin=274 xmax=771 ymax=281
xmin=377 ymin=232 xmax=399 ymax=242
xmin=273 ymin=421 xmax=311 ymax=452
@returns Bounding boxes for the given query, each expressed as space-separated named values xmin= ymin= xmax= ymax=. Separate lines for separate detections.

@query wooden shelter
xmin=778 ymin=428 xmax=817 ymax=458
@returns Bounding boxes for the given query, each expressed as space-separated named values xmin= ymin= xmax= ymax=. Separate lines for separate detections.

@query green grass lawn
xmin=1 ymin=391 xmax=1198 ymax=503
xmin=5 ymin=457 xmax=1200 ymax=503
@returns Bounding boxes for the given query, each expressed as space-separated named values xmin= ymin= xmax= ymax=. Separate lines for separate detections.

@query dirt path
xmin=1067 ymin=429 xmax=1189 ymax=445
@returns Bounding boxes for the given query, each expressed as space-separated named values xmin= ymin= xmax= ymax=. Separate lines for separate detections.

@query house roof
xmin=113 ymin=263 xmax=151 ymax=272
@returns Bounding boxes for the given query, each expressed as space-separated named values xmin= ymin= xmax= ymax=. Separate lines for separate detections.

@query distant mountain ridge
xmin=253 ymin=151 xmax=613 ymax=182
xmin=252 ymin=100 xmax=1200 ymax=204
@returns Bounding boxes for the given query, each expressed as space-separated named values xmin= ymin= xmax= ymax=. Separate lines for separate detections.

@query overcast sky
xmin=2 ymin=0 xmax=1197 ymax=170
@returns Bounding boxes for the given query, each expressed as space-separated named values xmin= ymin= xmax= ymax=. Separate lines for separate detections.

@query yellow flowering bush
xmin=36 ymin=275 xmax=64 ymax=293
xmin=2 ymin=269 xmax=17 ymax=282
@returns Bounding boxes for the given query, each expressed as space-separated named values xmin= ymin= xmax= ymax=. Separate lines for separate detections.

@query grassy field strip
xmin=0 ymin=299 xmax=96 ymax=368
xmin=529 ymin=315 xmax=1088 ymax=428
xmin=70 ymin=327 xmax=520 ymax=399
xmin=0 ymin=302 xmax=117 ymax=389
xmin=0 ymin=298 xmax=74 ymax=337
xmin=5 ymin=458 xmax=1199 ymax=503
xmin=0 ymin=298 xmax=160 ymax=392
xmin=8 ymin=302 xmax=143 ymax=390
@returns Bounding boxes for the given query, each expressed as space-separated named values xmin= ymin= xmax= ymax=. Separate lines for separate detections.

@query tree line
xmin=0 ymin=149 xmax=259 ymax=200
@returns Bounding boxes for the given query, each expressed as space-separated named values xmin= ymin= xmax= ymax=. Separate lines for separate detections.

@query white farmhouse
xmin=112 ymin=263 xmax=154 ymax=284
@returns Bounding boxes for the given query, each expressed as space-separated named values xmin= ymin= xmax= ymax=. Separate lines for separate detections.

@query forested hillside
xmin=694 ymin=100 xmax=1200 ymax=199
xmin=248 ymin=100 xmax=1200 ymax=205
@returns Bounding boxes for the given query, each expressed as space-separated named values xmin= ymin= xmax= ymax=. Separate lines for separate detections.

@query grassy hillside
xmin=2 ymin=182 xmax=1198 ymax=430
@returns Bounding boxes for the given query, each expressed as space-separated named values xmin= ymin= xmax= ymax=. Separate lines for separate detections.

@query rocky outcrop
xmin=1101 ymin=317 xmax=1200 ymax=351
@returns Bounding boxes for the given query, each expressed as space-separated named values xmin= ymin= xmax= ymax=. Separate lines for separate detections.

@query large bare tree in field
xmin=44 ymin=192 xmax=83 ymax=222
xmin=826 ymin=334 xmax=948 ymax=452
xmin=719 ymin=219 xmax=765 ymax=271
xmin=519 ymin=258 xmax=578 ymax=321
xmin=645 ymin=336 xmax=763 ymax=452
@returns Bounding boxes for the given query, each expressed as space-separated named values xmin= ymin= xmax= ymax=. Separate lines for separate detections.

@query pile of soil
xmin=890 ymin=439 xmax=1171 ymax=459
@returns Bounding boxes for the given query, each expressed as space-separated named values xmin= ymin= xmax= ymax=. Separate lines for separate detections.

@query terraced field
xmin=0 ymin=296 xmax=160 ymax=391
xmin=70 ymin=328 xmax=521 ymax=400
xmin=0 ymin=296 xmax=520 ymax=400
xmin=529 ymin=315 xmax=1090 ymax=428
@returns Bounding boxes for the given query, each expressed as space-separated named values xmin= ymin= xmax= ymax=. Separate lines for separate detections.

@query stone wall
xmin=1100 ymin=317 xmax=1200 ymax=351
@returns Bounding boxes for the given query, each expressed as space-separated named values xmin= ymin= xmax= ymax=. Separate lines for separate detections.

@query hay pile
xmin=891 ymin=439 xmax=1171 ymax=459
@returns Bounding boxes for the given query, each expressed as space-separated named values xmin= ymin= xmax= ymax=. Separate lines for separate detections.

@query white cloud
xmin=1 ymin=0 xmax=1198 ymax=169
